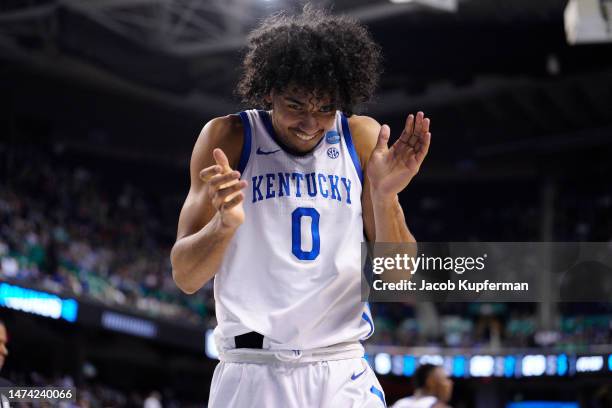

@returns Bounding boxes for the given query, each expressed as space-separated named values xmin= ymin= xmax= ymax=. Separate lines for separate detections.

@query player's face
xmin=0 ymin=324 xmax=8 ymax=371
xmin=432 ymin=367 xmax=453 ymax=403
xmin=267 ymin=88 xmax=337 ymax=154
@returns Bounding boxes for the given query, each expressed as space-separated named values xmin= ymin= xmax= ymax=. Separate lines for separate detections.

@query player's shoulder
xmin=347 ymin=114 xmax=381 ymax=136
xmin=201 ymin=114 xmax=244 ymax=144
xmin=192 ymin=114 xmax=244 ymax=170
xmin=346 ymin=114 xmax=381 ymax=164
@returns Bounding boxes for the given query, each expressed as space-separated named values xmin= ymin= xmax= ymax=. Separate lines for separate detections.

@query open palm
xmin=367 ymin=112 xmax=431 ymax=199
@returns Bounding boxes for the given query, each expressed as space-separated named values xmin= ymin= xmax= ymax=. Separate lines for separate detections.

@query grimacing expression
xmin=267 ymin=88 xmax=337 ymax=154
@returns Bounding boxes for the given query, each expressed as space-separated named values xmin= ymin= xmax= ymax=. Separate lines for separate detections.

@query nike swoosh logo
xmin=351 ymin=367 xmax=367 ymax=380
xmin=256 ymin=147 xmax=280 ymax=155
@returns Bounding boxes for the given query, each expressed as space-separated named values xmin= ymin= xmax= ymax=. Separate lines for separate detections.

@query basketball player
xmin=171 ymin=7 xmax=431 ymax=407
xmin=0 ymin=319 xmax=13 ymax=390
xmin=391 ymin=364 xmax=453 ymax=408
xmin=0 ymin=320 xmax=7 ymax=374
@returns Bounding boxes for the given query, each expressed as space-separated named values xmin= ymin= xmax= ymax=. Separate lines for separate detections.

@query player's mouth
xmin=292 ymin=129 xmax=321 ymax=142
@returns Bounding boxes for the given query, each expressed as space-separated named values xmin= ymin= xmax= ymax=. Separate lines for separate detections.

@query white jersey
xmin=213 ymin=109 xmax=374 ymax=352
xmin=392 ymin=396 xmax=438 ymax=408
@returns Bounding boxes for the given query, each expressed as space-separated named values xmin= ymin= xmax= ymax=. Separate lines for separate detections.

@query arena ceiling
xmin=1 ymin=0 xmax=611 ymax=166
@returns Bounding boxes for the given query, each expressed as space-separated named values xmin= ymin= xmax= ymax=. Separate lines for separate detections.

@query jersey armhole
xmin=340 ymin=113 xmax=364 ymax=185
xmin=237 ymin=111 xmax=252 ymax=174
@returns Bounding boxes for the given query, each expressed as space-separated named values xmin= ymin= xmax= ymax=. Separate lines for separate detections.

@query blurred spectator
xmin=0 ymin=319 xmax=12 ymax=386
xmin=144 ymin=391 xmax=163 ymax=408
xmin=392 ymin=364 xmax=453 ymax=408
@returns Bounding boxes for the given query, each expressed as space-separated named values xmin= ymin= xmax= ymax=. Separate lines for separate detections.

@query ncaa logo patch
xmin=325 ymin=130 xmax=340 ymax=144
xmin=327 ymin=147 xmax=340 ymax=159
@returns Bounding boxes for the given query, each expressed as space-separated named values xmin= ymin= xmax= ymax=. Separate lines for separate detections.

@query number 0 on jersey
xmin=291 ymin=207 xmax=320 ymax=260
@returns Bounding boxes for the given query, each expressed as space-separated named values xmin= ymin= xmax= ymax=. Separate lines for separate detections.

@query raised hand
xmin=367 ymin=111 xmax=431 ymax=200
xmin=199 ymin=148 xmax=247 ymax=230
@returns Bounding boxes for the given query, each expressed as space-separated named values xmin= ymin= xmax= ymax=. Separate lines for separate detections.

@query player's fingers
xmin=209 ymin=170 xmax=240 ymax=189
xmin=406 ymin=133 xmax=419 ymax=147
xmin=413 ymin=111 xmax=424 ymax=136
xmin=404 ymin=115 xmax=428 ymax=147
xmin=399 ymin=114 xmax=414 ymax=143
xmin=415 ymin=132 xmax=431 ymax=163
xmin=199 ymin=165 xmax=222 ymax=182
xmin=215 ymin=180 xmax=247 ymax=202
xmin=213 ymin=148 xmax=231 ymax=171
xmin=422 ymin=117 xmax=431 ymax=134
xmin=222 ymin=191 xmax=244 ymax=211
xmin=375 ymin=124 xmax=391 ymax=152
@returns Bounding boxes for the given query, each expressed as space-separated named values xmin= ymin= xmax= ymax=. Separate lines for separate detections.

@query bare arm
xmin=351 ymin=115 xmax=425 ymax=243
xmin=367 ymin=112 xmax=430 ymax=243
xmin=170 ymin=115 xmax=246 ymax=294
xmin=351 ymin=113 xmax=431 ymax=279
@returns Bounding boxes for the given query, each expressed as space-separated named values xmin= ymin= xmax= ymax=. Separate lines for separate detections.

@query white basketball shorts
xmin=208 ymin=346 xmax=387 ymax=408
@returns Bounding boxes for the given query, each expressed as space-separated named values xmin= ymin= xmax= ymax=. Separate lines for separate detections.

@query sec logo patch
xmin=327 ymin=147 xmax=339 ymax=159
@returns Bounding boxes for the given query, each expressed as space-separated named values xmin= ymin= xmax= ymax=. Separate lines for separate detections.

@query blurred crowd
xmin=1 ymin=145 xmax=611 ymax=349
xmin=0 ymin=146 xmax=213 ymax=326
xmin=371 ymin=177 xmax=612 ymax=350
xmin=2 ymin=370 xmax=202 ymax=408
xmin=368 ymin=302 xmax=612 ymax=351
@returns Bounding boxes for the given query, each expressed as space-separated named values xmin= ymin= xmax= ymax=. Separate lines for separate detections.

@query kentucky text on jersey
xmin=251 ymin=172 xmax=353 ymax=204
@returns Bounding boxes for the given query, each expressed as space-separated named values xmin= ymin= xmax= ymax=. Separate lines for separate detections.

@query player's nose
xmin=299 ymin=113 xmax=318 ymax=133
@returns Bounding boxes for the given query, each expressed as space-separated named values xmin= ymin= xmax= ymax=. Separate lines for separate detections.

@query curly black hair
xmin=236 ymin=5 xmax=382 ymax=116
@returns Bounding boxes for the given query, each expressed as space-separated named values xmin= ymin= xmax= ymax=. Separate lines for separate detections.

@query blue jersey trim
xmin=237 ymin=111 xmax=252 ymax=174
xmin=370 ymin=385 xmax=387 ymax=407
xmin=340 ymin=113 xmax=364 ymax=185
xmin=361 ymin=311 xmax=375 ymax=339
xmin=258 ymin=110 xmax=277 ymax=143
xmin=257 ymin=110 xmax=325 ymax=156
